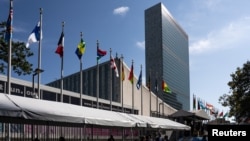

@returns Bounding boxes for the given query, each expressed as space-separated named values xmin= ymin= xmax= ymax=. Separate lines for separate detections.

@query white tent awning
xmin=0 ymin=93 xmax=190 ymax=130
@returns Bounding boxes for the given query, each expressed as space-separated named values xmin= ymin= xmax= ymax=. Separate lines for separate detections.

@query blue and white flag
xmin=26 ymin=21 xmax=42 ymax=48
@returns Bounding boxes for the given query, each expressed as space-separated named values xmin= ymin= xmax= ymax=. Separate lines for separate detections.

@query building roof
xmin=169 ymin=109 xmax=210 ymax=120
xmin=0 ymin=93 xmax=190 ymax=130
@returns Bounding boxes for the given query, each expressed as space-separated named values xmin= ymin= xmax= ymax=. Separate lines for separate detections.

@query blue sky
xmin=1 ymin=0 xmax=250 ymax=116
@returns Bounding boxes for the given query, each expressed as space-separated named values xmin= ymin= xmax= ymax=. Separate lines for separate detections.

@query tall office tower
xmin=145 ymin=3 xmax=190 ymax=110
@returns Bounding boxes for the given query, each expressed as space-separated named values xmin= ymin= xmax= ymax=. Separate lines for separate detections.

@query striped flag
xmin=55 ymin=31 xmax=64 ymax=57
xmin=97 ymin=41 xmax=106 ymax=61
xmin=128 ymin=63 xmax=134 ymax=84
xmin=110 ymin=55 xmax=119 ymax=77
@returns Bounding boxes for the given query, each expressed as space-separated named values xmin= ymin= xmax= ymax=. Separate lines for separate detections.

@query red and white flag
xmin=206 ymin=103 xmax=213 ymax=110
xmin=110 ymin=55 xmax=119 ymax=77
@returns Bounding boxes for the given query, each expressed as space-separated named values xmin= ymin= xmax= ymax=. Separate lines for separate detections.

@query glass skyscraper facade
xmin=145 ymin=3 xmax=190 ymax=110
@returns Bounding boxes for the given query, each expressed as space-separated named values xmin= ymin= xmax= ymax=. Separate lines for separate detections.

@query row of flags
xmin=145 ymin=74 xmax=171 ymax=93
xmin=4 ymin=0 xmax=172 ymax=95
xmin=193 ymin=94 xmax=229 ymax=119
xmin=129 ymin=63 xmax=172 ymax=93
xmin=4 ymin=0 xmax=171 ymax=114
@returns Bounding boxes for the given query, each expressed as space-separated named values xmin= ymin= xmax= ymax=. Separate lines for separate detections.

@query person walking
xmin=108 ymin=135 xmax=115 ymax=141
xmin=164 ymin=135 xmax=169 ymax=141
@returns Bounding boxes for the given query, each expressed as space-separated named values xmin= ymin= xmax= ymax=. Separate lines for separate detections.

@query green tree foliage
xmin=0 ymin=22 xmax=34 ymax=76
xmin=219 ymin=61 xmax=250 ymax=123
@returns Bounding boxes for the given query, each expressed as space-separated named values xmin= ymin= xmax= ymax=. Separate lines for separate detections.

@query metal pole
xmin=6 ymin=1 xmax=13 ymax=140
xmin=80 ymin=32 xmax=83 ymax=106
xmin=60 ymin=21 xmax=65 ymax=103
xmin=131 ymin=60 xmax=134 ymax=114
xmin=37 ymin=8 xmax=43 ymax=99
xmin=149 ymin=69 xmax=152 ymax=116
xmin=110 ymin=48 xmax=112 ymax=111
xmin=120 ymin=55 xmax=124 ymax=112
xmin=33 ymin=74 xmax=35 ymax=97
xmin=96 ymin=40 xmax=99 ymax=109
xmin=140 ymin=65 xmax=143 ymax=115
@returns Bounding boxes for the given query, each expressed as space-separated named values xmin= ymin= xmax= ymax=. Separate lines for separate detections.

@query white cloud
xmin=203 ymin=0 xmax=221 ymax=9
xmin=136 ymin=41 xmax=145 ymax=49
xmin=189 ymin=16 xmax=250 ymax=54
xmin=113 ymin=6 xmax=129 ymax=16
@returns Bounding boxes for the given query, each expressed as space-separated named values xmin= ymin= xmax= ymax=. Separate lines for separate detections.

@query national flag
xmin=206 ymin=103 xmax=213 ymax=110
xmin=198 ymin=100 xmax=206 ymax=110
xmin=223 ymin=112 xmax=229 ymax=118
xmin=110 ymin=55 xmax=119 ymax=77
xmin=5 ymin=0 xmax=13 ymax=42
xmin=55 ymin=31 xmax=64 ymax=57
xmin=162 ymin=80 xmax=171 ymax=93
xmin=136 ymin=70 xmax=142 ymax=89
xmin=210 ymin=108 xmax=218 ymax=116
xmin=97 ymin=46 xmax=107 ymax=61
xmin=218 ymin=111 xmax=223 ymax=117
xmin=75 ymin=37 xmax=85 ymax=59
xmin=26 ymin=22 xmax=42 ymax=48
xmin=193 ymin=94 xmax=196 ymax=110
xmin=128 ymin=64 xmax=134 ymax=84
xmin=197 ymin=98 xmax=200 ymax=110
xmin=121 ymin=64 xmax=125 ymax=81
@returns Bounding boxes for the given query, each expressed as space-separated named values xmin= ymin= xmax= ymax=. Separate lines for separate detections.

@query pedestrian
xmin=59 ymin=136 xmax=65 ymax=141
xmin=156 ymin=133 xmax=162 ymax=141
xmin=108 ymin=135 xmax=115 ymax=141
xmin=164 ymin=135 xmax=169 ymax=141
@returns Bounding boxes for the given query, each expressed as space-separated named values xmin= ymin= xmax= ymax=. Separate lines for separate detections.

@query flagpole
xmin=80 ymin=32 xmax=83 ymax=106
xmin=155 ymin=72 xmax=158 ymax=117
xmin=120 ymin=55 xmax=124 ymax=112
xmin=140 ymin=65 xmax=143 ymax=115
xmin=60 ymin=22 xmax=64 ymax=102
xmin=161 ymin=78 xmax=164 ymax=116
xmin=96 ymin=40 xmax=99 ymax=109
xmin=110 ymin=48 xmax=113 ymax=111
xmin=7 ymin=0 xmax=13 ymax=95
xmin=131 ymin=60 xmax=134 ymax=114
xmin=37 ymin=8 xmax=43 ymax=99
xmin=6 ymin=1 xmax=13 ymax=141
xmin=120 ymin=54 xmax=125 ymax=141
xmin=148 ymin=69 xmax=152 ymax=116
xmin=79 ymin=32 xmax=83 ymax=141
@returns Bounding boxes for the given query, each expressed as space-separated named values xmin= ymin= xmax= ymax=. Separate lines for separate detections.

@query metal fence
xmin=0 ymin=121 xmax=140 ymax=141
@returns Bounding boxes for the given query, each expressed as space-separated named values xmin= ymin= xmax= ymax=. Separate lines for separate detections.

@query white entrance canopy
xmin=122 ymin=114 xmax=190 ymax=130
xmin=0 ymin=93 xmax=190 ymax=130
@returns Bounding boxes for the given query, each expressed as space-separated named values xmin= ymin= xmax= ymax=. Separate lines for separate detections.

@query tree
xmin=219 ymin=61 xmax=250 ymax=123
xmin=0 ymin=21 xmax=34 ymax=76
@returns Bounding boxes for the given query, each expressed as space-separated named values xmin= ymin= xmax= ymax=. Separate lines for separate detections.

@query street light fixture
xmin=32 ymin=68 xmax=44 ymax=99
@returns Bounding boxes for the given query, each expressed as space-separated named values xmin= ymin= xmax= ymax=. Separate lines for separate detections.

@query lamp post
xmin=32 ymin=68 xmax=44 ymax=99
